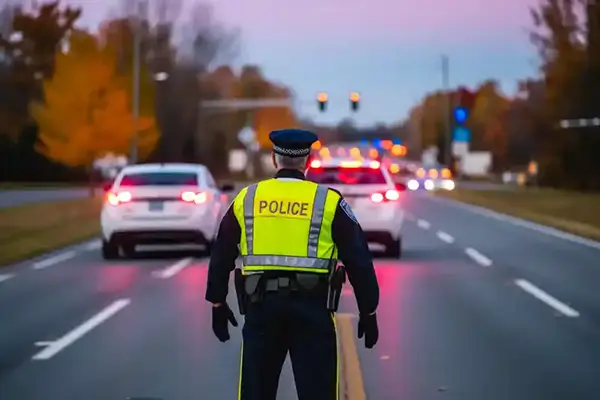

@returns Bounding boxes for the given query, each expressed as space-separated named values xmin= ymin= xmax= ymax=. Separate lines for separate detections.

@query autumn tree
xmin=30 ymin=30 xmax=157 ymax=171
xmin=530 ymin=0 xmax=589 ymax=187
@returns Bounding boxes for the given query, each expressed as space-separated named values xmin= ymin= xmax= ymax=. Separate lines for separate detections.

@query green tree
xmin=0 ymin=1 xmax=81 ymax=140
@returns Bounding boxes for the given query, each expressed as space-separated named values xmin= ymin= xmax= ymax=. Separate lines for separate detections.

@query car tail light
xmin=181 ymin=191 xmax=207 ymax=204
xmin=370 ymin=161 xmax=380 ymax=169
xmin=370 ymin=189 xmax=400 ymax=203
xmin=310 ymin=160 xmax=321 ymax=168
xmin=106 ymin=191 xmax=132 ymax=206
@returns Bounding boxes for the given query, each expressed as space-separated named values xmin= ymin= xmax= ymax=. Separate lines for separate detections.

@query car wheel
xmin=102 ymin=239 xmax=119 ymax=260
xmin=121 ymin=243 xmax=136 ymax=258
xmin=385 ymin=238 xmax=402 ymax=259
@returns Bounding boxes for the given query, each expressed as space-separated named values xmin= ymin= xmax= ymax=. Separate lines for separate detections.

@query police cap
xmin=269 ymin=129 xmax=318 ymax=158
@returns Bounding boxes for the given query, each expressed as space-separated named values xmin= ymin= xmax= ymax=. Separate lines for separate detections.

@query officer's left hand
xmin=212 ymin=302 xmax=238 ymax=342
xmin=357 ymin=312 xmax=379 ymax=349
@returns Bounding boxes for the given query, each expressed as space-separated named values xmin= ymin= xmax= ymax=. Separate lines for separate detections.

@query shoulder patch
xmin=339 ymin=199 xmax=358 ymax=223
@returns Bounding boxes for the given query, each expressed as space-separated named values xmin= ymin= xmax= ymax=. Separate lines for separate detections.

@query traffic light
xmin=452 ymin=87 xmax=475 ymax=143
xmin=350 ymin=92 xmax=360 ymax=111
xmin=317 ymin=92 xmax=328 ymax=112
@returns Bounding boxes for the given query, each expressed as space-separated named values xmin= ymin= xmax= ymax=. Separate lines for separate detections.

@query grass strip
xmin=434 ymin=188 xmax=600 ymax=242
xmin=0 ymin=197 xmax=102 ymax=266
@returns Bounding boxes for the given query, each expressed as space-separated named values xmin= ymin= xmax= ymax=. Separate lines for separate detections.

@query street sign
xmin=558 ymin=118 xmax=600 ymax=128
xmin=228 ymin=150 xmax=247 ymax=172
xmin=452 ymin=126 xmax=471 ymax=142
xmin=237 ymin=126 xmax=256 ymax=147
xmin=202 ymin=98 xmax=293 ymax=109
xmin=452 ymin=141 xmax=469 ymax=157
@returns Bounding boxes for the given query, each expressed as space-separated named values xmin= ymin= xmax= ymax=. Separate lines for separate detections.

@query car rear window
xmin=118 ymin=172 xmax=198 ymax=186
xmin=306 ymin=167 xmax=387 ymax=184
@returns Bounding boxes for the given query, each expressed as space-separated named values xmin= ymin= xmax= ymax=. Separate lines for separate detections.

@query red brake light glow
xmin=371 ymin=189 xmax=399 ymax=203
xmin=181 ymin=191 xmax=207 ymax=204
xmin=310 ymin=160 xmax=321 ymax=168
xmin=107 ymin=191 xmax=132 ymax=206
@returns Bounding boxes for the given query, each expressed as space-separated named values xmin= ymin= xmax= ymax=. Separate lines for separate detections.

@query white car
xmin=100 ymin=163 xmax=233 ymax=259
xmin=306 ymin=158 xmax=405 ymax=257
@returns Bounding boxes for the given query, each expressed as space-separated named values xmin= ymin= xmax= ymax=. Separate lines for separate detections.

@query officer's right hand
xmin=357 ymin=312 xmax=379 ymax=348
xmin=212 ymin=302 xmax=238 ymax=342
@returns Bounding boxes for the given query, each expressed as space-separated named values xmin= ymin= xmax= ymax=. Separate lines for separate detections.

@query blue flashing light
xmin=453 ymin=106 xmax=468 ymax=124
xmin=360 ymin=139 xmax=369 ymax=144
xmin=392 ymin=138 xmax=401 ymax=144
xmin=373 ymin=139 xmax=381 ymax=147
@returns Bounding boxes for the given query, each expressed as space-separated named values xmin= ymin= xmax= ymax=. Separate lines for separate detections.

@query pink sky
xmin=69 ymin=0 xmax=541 ymax=124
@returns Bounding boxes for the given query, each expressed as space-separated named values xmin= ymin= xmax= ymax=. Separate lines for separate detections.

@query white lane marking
xmin=437 ymin=231 xmax=455 ymax=243
xmin=424 ymin=194 xmax=600 ymax=250
xmin=154 ymin=257 xmax=193 ymax=279
xmin=417 ymin=219 xmax=430 ymax=229
xmin=514 ymin=279 xmax=579 ymax=317
xmin=84 ymin=240 xmax=101 ymax=251
xmin=32 ymin=250 xmax=76 ymax=270
xmin=465 ymin=247 xmax=492 ymax=267
xmin=0 ymin=274 xmax=14 ymax=284
xmin=32 ymin=299 xmax=131 ymax=360
xmin=34 ymin=341 xmax=53 ymax=346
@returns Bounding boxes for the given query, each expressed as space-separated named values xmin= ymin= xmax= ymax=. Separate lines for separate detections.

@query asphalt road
xmin=1 ymin=193 xmax=600 ymax=399
xmin=0 ymin=188 xmax=88 ymax=208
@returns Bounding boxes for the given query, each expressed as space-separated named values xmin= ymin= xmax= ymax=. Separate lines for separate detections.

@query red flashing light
xmin=181 ymin=191 xmax=207 ymax=204
xmin=107 ymin=191 xmax=132 ymax=206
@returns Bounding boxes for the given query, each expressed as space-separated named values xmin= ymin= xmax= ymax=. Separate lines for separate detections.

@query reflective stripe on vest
xmin=242 ymin=182 xmax=333 ymax=272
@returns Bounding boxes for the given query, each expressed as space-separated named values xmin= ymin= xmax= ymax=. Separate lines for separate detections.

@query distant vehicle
xmin=306 ymin=157 xmax=405 ymax=258
xmin=407 ymin=165 xmax=455 ymax=191
xmin=100 ymin=163 xmax=234 ymax=259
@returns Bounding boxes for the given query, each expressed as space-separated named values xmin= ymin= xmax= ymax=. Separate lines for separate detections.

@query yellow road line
xmin=336 ymin=313 xmax=367 ymax=400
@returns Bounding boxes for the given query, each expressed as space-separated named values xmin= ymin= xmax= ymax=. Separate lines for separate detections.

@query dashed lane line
xmin=0 ymin=274 xmax=14 ymax=284
xmin=153 ymin=257 xmax=193 ymax=279
xmin=32 ymin=250 xmax=77 ymax=270
xmin=465 ymin=247 xmax=493 ymax=267
xmin=437 ymin=231 xmax=455 ymax=243
xmin=417 ymin=219 xmax=430 ymax=229
xmin=32 ymin=299 xmax=131 ymax=360
xmin=515 ymin=279 xmax=580 ymax=317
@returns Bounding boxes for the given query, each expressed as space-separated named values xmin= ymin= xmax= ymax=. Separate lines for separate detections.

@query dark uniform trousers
xmin=239 ymin=289 xmax=338 ymax=400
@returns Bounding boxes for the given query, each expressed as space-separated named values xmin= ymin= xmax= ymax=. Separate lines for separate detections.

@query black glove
xmin=212 ymin=303 xmax=238 ymax=342
xmin=357 ymin=312 xmax=379 ymax=349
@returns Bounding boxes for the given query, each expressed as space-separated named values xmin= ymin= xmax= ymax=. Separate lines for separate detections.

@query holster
xmin=326 ymin=265 xmax=346 ymax=312
xmin=233 ymin=269 xmax=248 ymax=315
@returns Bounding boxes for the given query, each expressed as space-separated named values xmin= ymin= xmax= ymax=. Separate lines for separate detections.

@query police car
xmin=306 ymin=158 xmax=404 ymax=257
xmin=407 ymin=165 xmax=455 ymax=191
xmin=100 ymin=163 xmax=233 ymax=259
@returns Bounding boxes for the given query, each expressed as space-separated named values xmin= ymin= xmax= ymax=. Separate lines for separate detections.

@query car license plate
xmin=148 ymin=201 xmax=163 ymax=211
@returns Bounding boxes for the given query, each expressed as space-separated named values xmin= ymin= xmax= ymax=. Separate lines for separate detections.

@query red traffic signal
xmin=317 ymin=92 xmax=328 ymax=112
xmin=350 ymin=92 xmax=360 ymax=112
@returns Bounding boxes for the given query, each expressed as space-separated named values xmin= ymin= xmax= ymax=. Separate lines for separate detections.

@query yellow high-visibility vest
xmin=232 ymin=178 xmax=340 ymax=274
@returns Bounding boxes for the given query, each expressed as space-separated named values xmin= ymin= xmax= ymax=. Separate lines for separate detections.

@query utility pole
xmin=441 ymin=55 xmax=452 ymax=166
xmin=130 ymin=0 xmax=147 ymax=164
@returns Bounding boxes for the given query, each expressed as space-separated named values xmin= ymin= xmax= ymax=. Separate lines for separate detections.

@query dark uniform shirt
xmin=205 ymin=169 xmax=380 ymax=314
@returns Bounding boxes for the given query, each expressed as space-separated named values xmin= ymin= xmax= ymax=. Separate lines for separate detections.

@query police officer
xmin=205 ymin=129 xmax=380 ymax=400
